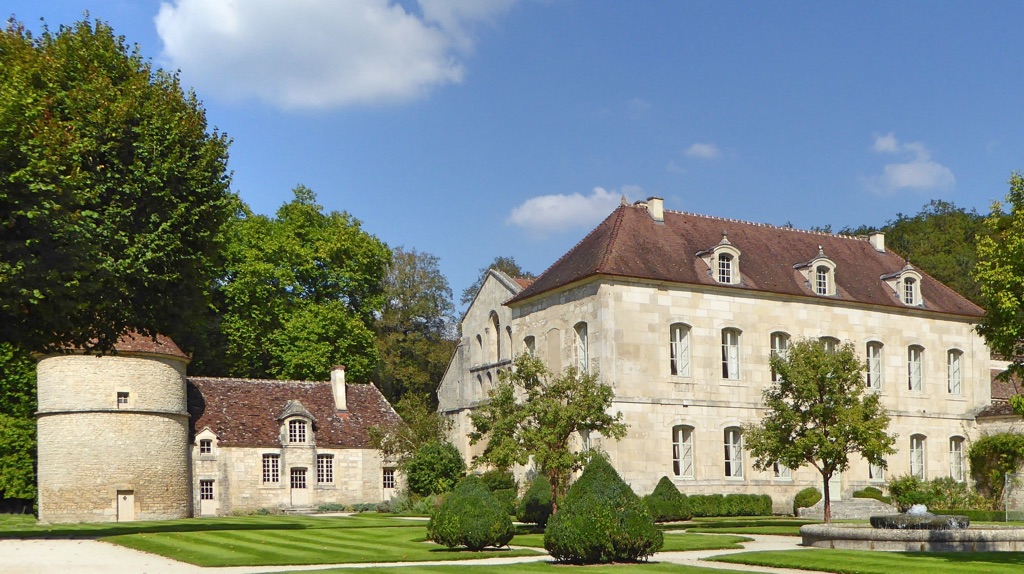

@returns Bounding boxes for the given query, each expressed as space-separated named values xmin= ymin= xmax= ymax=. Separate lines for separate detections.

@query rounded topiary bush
xmin=544 ymin=456 xmax=663 ymax=564
xmin=480 ymin=469 xmax=517 ymax=492
xmin=427 ymin=475 xmax=514 ymax=550
xmin=793 ymin=487 xmax=822 ymax=515
xmin=643 ymin=476 xmax=691 ymax=522
xmin=517 ymin=474 xmax=553 ymax=526
xmin=405 ymin=441 xmax=466 ymax=496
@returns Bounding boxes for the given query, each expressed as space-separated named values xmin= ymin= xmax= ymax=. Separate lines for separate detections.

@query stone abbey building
xmin=36 ymin=335 xmax=402 ymax=523
xmin=439 ymin=198 xmax=1012 ymax=512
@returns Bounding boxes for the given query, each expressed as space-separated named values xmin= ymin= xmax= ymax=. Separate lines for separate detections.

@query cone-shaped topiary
xmin=544 ymin=455 xmax=663 ymax=563
xmin=427 ymin=475 xmax=514 ymax=550
xmin=517 ymin=474 xmax=553 ymax=526
xmin=643 ymin=476 xmax=691 ymax=522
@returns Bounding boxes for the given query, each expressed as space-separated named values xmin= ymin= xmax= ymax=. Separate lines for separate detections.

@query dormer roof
xmin=506 ymin=203 xmax=983 ymax=318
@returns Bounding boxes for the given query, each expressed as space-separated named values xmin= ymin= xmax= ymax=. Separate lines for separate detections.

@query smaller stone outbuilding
xmin=188 ymin=366 xmax=403 ymax=516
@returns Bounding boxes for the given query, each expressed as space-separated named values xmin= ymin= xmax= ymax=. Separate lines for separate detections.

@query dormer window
xmin=882 ymin=264 xmax=924 ymax=307
xmin=795 ymin=246 xmax=836 ymax=297
xmin=288 ymin=419 xmax=308 ymax=443
xmin=699 ymin=232 xmax=741 ymax=285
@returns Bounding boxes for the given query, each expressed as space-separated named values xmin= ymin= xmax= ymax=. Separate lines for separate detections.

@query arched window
xmin=523 ymin=336 xmax=536 ymax=357
xmin=724 ymin=427 xmax=743 ymax=478
xmin=910 ymin=434 xmax=926 ymax=479
xmin=949 ymin=436 xmax=965 ymax=482
xmin=770 ymin=332 xmax=789 ymax=382
xmin=903 ymin=277 xmax=918 ymax=305
xmin=672 ymin=425 xmax=694 ymax=478
xmin=670 ymin=323 xmax=691 ymax=377
xmin=815 ymin=265 xmax=832 ymax=296
xmin=866 ymin=342 xmax=883 ymax=389
xmin=947 ymin=349 xmax=962 ymax=395
xmin=820 ymin=336 xmax=840 ymax=353
xmin=505 ymin=326 xmax=513 ymax=361
xmin=475 ymin=334 xmax=483 ymax=366
xmin=717 ymin=253 xmax=733 ymax=284
xmin=908 ymin=345 xmax=924 ymax=391
xmin=722 ymin=328 xmax=741 ymax=380
xmin=488 ymin=313 xmax=500 ymax=363
xmin=574 ymin=322 xmax=589 ymax=374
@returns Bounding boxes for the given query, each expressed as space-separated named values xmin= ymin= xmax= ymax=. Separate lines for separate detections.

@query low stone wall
xmin=798 ymin=498 xmax=894 ymax=520
xmin=801 ymin=523 xmax=1024 ymax=552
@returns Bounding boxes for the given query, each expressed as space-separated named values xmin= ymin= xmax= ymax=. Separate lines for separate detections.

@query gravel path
xmin=1 ymin=534 xmax=814 ymax=574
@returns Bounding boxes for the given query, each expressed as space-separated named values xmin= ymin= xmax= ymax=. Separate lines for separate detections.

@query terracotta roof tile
xmin=508 ymin=204 xmax=984 ymax=318
xmin=188 ymin=378 xmax=402 ymax=448
xmin=113 ymin=333 xmax=189 ymax=359
xmin=513 ymin=277 xmax=535 ymax=289
xmin=991 ymin=369 xmax=1021 ymax=401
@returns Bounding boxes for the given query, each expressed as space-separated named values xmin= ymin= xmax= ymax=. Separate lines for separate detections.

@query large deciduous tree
xmin=975 ymin=172 xmax=1024 ymax=415
xmin=0 ymin=343 xmax=36 ymax=507
xmin=744 ymin=338 xmax=895 ymax=523
xmin=375 ymin=247 xmax=456 ymax=404
xmin=460 ymin=256 xmax=534 ymax=305
xmin=0 ymin=18 xmax=235 ymax=353
xmin=469 ymin=354 xmax=627 ymax=514
xmin=197 ymin=186 xmax=390 ymax=382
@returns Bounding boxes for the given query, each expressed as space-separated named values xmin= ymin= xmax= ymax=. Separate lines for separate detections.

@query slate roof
xmin=507 ymin=203 xmax=984 ymax=318
xmin=187 ymin=378 xmax=402 ymax=448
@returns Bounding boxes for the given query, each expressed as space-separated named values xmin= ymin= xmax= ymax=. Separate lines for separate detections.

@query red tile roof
xmin=113 ymin=332 xmax=189 ymax=359
xmin=507 ymin=204 xmax=984 ymax=318
xmin=513 ymin=277 xmax=535 ymax=289
xmin=188 ymin=378 xmax=403 ymax=448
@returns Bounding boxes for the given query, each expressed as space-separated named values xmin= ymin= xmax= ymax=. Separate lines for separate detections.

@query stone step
xmin=798 ymin=498 xmax=894 ymax=520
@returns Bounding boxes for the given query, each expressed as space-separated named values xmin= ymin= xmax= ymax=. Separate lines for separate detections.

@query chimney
xmin=330 ymin=365 xmax=347 ymax=411
xmin=868 ymin=232 xmax=885 ymax=253
xmin=646 ymin=196 xmax=664 ymax=222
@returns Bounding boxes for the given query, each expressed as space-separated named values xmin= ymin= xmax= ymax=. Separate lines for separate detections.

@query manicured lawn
xmin=711 ymin=549 xmax=1024 ymax=574
xmin=680 ymin=517 xmax=817 ymax=536
xmin=511 ymin=531 xmax=750 ymax=551
xmin=269 ymin=562 xmax=753 ymax=574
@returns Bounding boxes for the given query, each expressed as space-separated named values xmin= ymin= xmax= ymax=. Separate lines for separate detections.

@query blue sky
xmin=10 ymin=1 xmax=1024 ymax=309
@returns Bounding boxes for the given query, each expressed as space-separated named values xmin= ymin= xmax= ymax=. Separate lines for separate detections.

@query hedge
xmin=686 ymin=493 xmax=772 ymax=517
xmin=642 ymin=476 xmax=691 ymax=522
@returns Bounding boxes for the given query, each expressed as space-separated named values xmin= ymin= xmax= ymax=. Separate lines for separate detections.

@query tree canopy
xmin=743 ymin=338 xmax=895 ymax=522
xmin=460 ymin=255 xmax=534 ymax=305
xmin=975 ymin=173 xmax=1024 ymax=415
xmin=0 ymin=18 xmax=235 ymax=353
xmin=195 ymin=186 xmax=390 ymax=381
xmin=469 ymin=354 xmax=627 ymax=513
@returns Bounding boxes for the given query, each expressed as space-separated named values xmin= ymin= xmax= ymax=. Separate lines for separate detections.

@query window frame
xmin=908 ymin=345 xmax=924 ymax=391
xmin=317 ymin=454 xmax=334 ymax=484
xmin=290 ymin=467 xmax=307 ymax=489
xmin=815 ymin=265 xmax=831 ymax=296
xmin=947 ymin=349 xmax=963 ymax=395
xmin=288 ymin=418 xmax=308 ymax=444
xmin=672 ymin=425 xmax=694 ymax=478
xmin=262 ymin=454 xmax=281 ymax=484
xmin=670 ymin=323 xmax=691 ymax=377
xmin=724 ymin=427 xmax=744 ymax=479
xmin=770 ymin=332 xmax=789 ymax=382
xmin=524 ymin=336 xmax=536 ymax=357
xmin=773 ymin=461 xmax=792 ymax=480
xmin=574 ymin=322 xmax=589 ymax=374
xmin=717 ymin=253 xmax=733 ymax=284
xmin=199 ymin=479 xmax=214 ymax=501
xmin=910 ymin=434 xmax=926 ymax=479
xmin=866 ymin=342 xmax=884 ymax=389
xmin=869 ymin=461 xmax=886 ymax=482
xmin=383 ymin=468 xmax=397 ymax=490
xmin=199 ymin=439 xmax=213 ymax=455
xmin=949 ymin=437 xmax=965 ymax=482
xmin=903 ymin=277 xmax=918 ymax=305
xmin=721 ymin=328 xmax=741 ymax=380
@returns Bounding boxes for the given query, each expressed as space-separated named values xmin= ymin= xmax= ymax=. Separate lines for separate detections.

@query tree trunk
xmin=821 ymin=473 xmax=832 ymax=523
xmin=549 ymin=471 xmax=560 ymax=515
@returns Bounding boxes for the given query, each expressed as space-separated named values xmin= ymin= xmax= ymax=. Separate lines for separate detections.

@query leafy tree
xmin=975 ymin=173 xmax=1024 ymax=415
xmin=0 ymin=18 xmax=235 ymax=353
xmin=744 ymin=338 xmax=896 ymax=523
xmin=369 ymin=392 xmax=453 ymax=465
xmin=198 ymin=186 xmax=390 ymax=381
xmin=0 ymin=344 xmax=36 ymax=504
xmin=375 ymin=247 xmax=456 ymax=404
xmin=468 ymin=354 xmax=627 ymax=514
xmin=403 ymin=440 xmax=466 ymax=496
xmin=460 ymin=256 xmax=534 ymax=305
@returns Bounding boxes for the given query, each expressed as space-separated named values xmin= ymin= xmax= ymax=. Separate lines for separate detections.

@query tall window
xmin=670 ymin=323 xmax=691 ymax=377
xmin=724 ymin=427 xmax=743 ymax=478
xmin=721 ymin=329 xmax=740 ymax=380
xmin=903 ymin=278 xmax=918 ymax=305
xmin=770 ymin=332 xmax=789 ymax=382
xmin=317 ymin=454 xmax=334 ymax=484
xmin=383 ymin=468 xmax=396 ymax=490
xmin=949 ymin=437 xmax=965 ymax=482
xmin=672 ymin=425 xmax=694 ymax=478
xmin=262 ymin=454 xmax=280 ymax=484
xmin=199 ymin=479 xmax=214 ymax=501
xmin=524 ymin=336 xmax=536 ymax=357
xmin=815 ymin=265 xmax=830 ymax=295
xmin=908 ymin=346 xmax=924 ymax=391
xmin=574 ymin=322 xmax=589 ymax=374
xmin=288 ymin=419 xmax=308 ymax=443
xmin=717 ymin=254 xmax=733 ymax=284
xmin=947 ymin=349 xmax=962 ymax=395
xmin=820 ymin=337 xmax=839 ymax=353
xmin=869 ymin=461 xmax=885 ymax=482
xmin=290 ymin=467 xmax=307 ymax=489
xmin=866 ymin=342 xmax=883 ymax=389
xmin=489 ymin=313 xmax=501 ymax=362
xmin=910 ymin=435 xmax=926 ymax=479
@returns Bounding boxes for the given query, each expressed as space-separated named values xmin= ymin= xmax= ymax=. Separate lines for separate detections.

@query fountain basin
xmin=801 ymin=523 xmax=1024 ymax=551
xmin=869 ymin=513 xmax=970 ymax=530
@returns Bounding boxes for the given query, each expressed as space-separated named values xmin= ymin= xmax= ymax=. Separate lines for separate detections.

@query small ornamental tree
xmin=517 ymin=474 xmax=553 ymax=526
xmin=403 ymin=440 xmax=466 ymax=496
xmin=469 ymin=354 xmax=627 ymax=514
xmin=643 ymin=476 xmax=690 ymax=522
xmin=427 ymin=475 xmax=514 ymax=550
xmin=544 ymin=455 xmax=662 ymax=563
xmin=744 ymin=338 xmax=896 ymax=523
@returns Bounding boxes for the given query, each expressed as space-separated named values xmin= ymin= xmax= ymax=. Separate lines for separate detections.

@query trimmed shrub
xmin=544 ymin=456 xmax=663 ymax=564
xmin=686 ymin=493 xmax=773 ymax=517
xmin=643 ymin=476 xmax=691 ymax=522
xmin=517 ymin=474 xmax=553 ymax=526
xmin=405 ymin=441 xmax=466 ymax=496
xmin=793 ymin=487 xmax=822 ymax=515
xmin=427 ymin=475 xmax=514 ymax=550
xmin=317 ymin=502 xmax=347 ymax=512
xmin=888 ymin=475 xmax=933 ymax=512
xmin=852 ymin=486 xmax=892 ymax=505
xmin=491 ymin=488 xmax=517 ymax=516
xmin=480 ymin=469 xmax=517 ymax=492
xmin=930 ymin=509 xmax=1006 ymax=522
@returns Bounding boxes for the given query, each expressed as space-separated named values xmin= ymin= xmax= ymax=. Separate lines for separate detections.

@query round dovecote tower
xmin=36 ymin=334 xmax=192 ymax=523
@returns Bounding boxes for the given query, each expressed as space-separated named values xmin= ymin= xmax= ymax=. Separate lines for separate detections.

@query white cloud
xmin=684 ymin=142 xmax=720 ymax=160
xmin=507 ymin=186 xmax=638 ymax=236
xmin=155 ymin=0 xmax=514 ymax=110
xmin=868 ymin=133 xmax=955 ymax=193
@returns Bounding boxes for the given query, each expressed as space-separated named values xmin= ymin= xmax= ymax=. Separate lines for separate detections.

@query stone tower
xmin=36 ymin=334 xmax=192 ymax=523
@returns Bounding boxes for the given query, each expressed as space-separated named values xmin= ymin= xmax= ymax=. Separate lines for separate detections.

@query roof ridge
xmin=523 ymin=205 xmax=628 ymax=286
xmin=663 ymin=208 xmax=871 ymax=241
xmin=188 ymin=376 xmax=327 ymax=385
